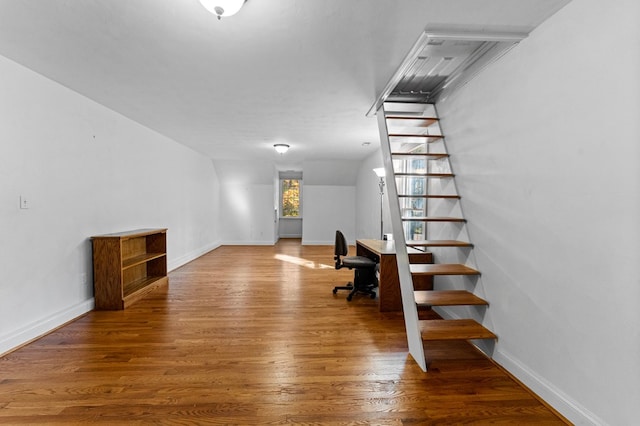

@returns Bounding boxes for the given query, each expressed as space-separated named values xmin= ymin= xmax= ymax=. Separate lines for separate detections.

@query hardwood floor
xmin=1 ymin=240 xmax=568 ymax=424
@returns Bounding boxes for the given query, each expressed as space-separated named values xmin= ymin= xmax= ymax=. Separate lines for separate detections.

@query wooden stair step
xmin=401 ymin=216 xmax=465 ymax=222
xmin=386 ymin=115 xmax=438 ymax=128
xmin=406 ymin=240 xmax=472 ymax=247
xmin=389 ymin=133 xmax=444 ymax=139
xmin=385 ymin=114 xmax=437 ymax=118
xmin=395 ymin=172 xmax=454 ymax=178
xmin=398 ymin=194 xmax=460 ymax=199
xmin=414 ymin=290 xmax=488 ymax=307
xmin=420 ymin=319 xmax=496 ymax=341
xmin=389 ymin=136 xmax=442 ymax=144
xmin=391 ymin=152 xmax=448 ymax=158
xmin=410 ymin=264 xmax=480 ymax=276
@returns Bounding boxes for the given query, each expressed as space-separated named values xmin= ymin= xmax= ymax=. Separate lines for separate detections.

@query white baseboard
xmin=168 ymin=241 xmax=222 ymax=271
xmin=222 ymin=240 xmax=275 ymax=246
xmin=0 ymin=299 xmax=94 ymax=356
xmin=494 ymin=349 xmax=605 ymax=426
xmin=1 ymin=242 xmax=221 ymax=356
xmin=434 ymin=306 xmax=605 ymax=425
xmin=301 ymin=240 xmax=333 ymax=245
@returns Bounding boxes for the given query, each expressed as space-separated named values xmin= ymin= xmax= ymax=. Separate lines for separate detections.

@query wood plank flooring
xmin=0 ymin=239 xmax=568 ymax=424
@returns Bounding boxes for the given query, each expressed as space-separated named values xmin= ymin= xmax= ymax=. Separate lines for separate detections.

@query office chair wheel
xmin=370 ymin=292 xmax=376 ymax=299
xmin=332 ymin=288 xmax=338 ymax=294
xmin=346 ymin=294 xmax=353 ymax=301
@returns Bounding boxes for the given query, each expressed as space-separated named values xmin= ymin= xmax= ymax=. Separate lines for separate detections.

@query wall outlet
xmin=19 ymin=196 xmax=29 ymax=209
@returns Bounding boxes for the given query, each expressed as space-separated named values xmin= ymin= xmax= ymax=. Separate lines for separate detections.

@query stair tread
xmin=389 ymin=133 xmax=444 ymax=139
xmin=406 ymin=240 xmax=473 ymax=247
xmin=386 ymin=115 xmax=439 ymax=120
xmin=384 ymin=101 xmax=430 ymax=104
xmin=386 ymin=116 xmax=439 ymax=127
xmin=401 ymin=216 xmax=465 ymax=222
xmin=410 ymin=263 xmax=480 ymax=276
xmin=391 ymin=152 xmax=448 ymax=158
xmin=398 ymin=194 xmax=460 ymax=199
xmin=414 ymin=290 xmax=488 ymax=306
xmin=420 ymin=319 xmax=496 ymax=341
xmin=395 ymin=172 xmax=454 ymax=177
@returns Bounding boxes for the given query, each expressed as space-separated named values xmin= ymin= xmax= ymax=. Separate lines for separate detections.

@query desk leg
xmin=378 ymin=254 xmax=402 ymax=312
xmin=356 ymin=243 xmax=403 ymax=312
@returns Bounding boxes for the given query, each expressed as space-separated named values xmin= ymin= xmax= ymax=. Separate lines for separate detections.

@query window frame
xmin=279 ymin=178 xmax=302 ymax=219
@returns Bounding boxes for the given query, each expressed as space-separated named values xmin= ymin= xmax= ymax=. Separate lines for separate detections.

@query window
xmin=281 ymin=179 xmax=301 ymax=217
xmin=279 ymin=171 xmax=302 ymax=219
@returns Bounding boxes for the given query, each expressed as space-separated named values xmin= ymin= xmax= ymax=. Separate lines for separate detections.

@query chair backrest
xmin=335 ymin=230 xmax=348 ymax=256
xmin=334 ymin=230 xmax=348 ymax=269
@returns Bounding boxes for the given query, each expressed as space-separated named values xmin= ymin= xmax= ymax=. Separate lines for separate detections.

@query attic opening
xmin=368 ymin=29 xmax=527 ymax=115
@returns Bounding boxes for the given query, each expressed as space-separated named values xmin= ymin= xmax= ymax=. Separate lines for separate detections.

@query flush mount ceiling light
xmin=199 ymin=0 xmax=246 ymax=20
xmin=274 ymin=144 xmax=290 ymax=154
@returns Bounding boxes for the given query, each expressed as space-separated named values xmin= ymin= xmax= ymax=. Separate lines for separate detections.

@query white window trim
xmin=279 ymin=178 xmax=302 ymax=219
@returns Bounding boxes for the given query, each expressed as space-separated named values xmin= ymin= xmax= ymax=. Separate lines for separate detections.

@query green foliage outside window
xmin=282 ymin=179 xmax=300 ymax=217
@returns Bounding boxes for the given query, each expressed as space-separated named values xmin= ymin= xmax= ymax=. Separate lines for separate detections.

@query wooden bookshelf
xmin=91 ymin=228 xmax=168 ymax=310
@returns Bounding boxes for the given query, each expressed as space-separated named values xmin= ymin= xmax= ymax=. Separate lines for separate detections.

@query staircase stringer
xmin=376 ymin=104 xmax=427 ymax=372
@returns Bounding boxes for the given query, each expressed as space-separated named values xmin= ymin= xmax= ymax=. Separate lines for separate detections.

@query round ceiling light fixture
xmin=199 ymin=0 xmax=246 ymax=20
xmin=274 ymin=144 xmax=290 ymax=154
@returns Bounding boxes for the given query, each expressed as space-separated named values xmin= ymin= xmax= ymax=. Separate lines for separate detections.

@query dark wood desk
xmin=356 ymin=239 xmax=433 ymax=312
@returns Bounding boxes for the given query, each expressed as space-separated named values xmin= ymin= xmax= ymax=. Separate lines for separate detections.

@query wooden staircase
xmin=376 ymin=101 xmax=495 ymax=371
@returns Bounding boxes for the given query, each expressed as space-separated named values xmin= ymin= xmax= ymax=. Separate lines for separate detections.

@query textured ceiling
xmin=0 ymin=0 xmax=570 ymax=169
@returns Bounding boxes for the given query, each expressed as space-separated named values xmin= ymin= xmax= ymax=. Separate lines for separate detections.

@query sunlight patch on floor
xmin=273 ymin=254 xmax=333 ymax=269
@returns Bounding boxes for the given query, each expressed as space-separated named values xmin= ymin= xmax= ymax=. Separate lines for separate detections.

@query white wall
xmin=355 ymin=149 xmax=392 ymax=240
xmin=279 ymin=218 xmax=302 ymax=238
xmin=436 ymin=0 xmax=640 ymax=424
xmin=302 ymin=185 xmax=356 ymax=245
xmin=215 ymin=159 xmax=371 ymax=245
xmin=215 ymin=159 xmax=277 ymax=245
xmin=0 ymin=55 xmax=220 ymax=355
xmin=302 ymin=160 xmax=359 ymax=185
xmin=301 ymin=160 xmax=359 ymax=245
xmin=219 ymin=183 xmax=277 ymax=244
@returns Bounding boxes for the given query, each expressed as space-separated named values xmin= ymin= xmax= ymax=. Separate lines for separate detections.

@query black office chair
xmin=332 ymin=230 xmax=378 ymax=301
